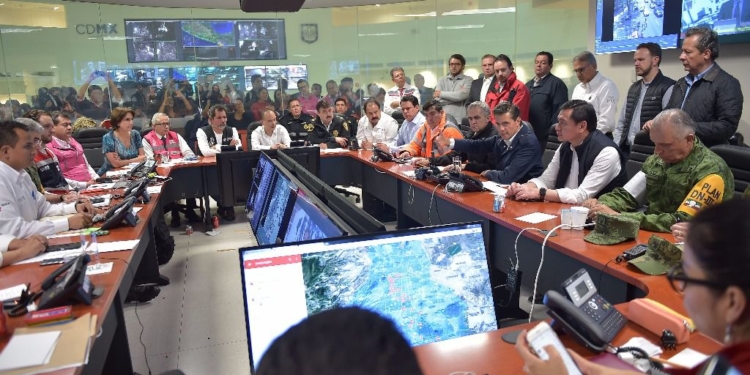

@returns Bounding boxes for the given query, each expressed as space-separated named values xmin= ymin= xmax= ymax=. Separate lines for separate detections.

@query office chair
xmin=710 ymin=145 xmax=750 ymax=199
xmin=542 ymin=126 xmax=561 ymax=167
xmin=626 ymin=131 xmax=654 ymax=179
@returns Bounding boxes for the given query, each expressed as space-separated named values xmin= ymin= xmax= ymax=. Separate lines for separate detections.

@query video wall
xmin=125 ymin=19 xmax=287 ymax=63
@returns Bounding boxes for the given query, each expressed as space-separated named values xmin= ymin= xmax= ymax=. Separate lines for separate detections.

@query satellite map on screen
xmin=301 ymin=232 xmax=496 ymax=346
xmin=182 ymin=21 xmax=236 ymax=47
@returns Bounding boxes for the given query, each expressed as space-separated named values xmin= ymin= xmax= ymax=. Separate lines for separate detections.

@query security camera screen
xmin=125 ymin=19 xmax=286 ymax=63
xmin=246 ymin=65 xmax=307 ymax=91
xmin=682 ymin=0 xmax=750 ymax=36
xmin=595 ymin=0 xmax=683 ymax=53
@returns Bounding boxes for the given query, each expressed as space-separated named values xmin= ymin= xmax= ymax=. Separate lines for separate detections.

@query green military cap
xmin=583 ymin=213 xmax=640 ymax=245
xmin=628 ymin=235 xmax=683 ymax=275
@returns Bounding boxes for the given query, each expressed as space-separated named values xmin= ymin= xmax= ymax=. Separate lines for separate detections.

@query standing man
xmin=469 ymin=54 xmax=496 ymax=104
xmin=434 ymin=54 xmax=472 ymax=122
xmin=76 ymin=71 xmax=122 ymax=121
xmin=614 ymin=43 xmax=675 ymax=156
xmin=383 ymin=67 xmax=420 ymax=116
xmin=356 ymin=99 xmax=398 ymax=150
xmin=485 ymin=54 xmax=530 ymax=124
xmin=571 ymin=51 xmax=619 ymax=137
xmin=526 ymin=51 xmax=569 ymax=150
xmin=308 ymin=101 xmax=350 ymax=149
xmin=414 ymin=74 xmax=434 ymax=102
xmin=508 ymin=100 xmax=628 ymax=204
xmin=196 ymin=104 xmax=242 ymax=158
xmin=251 ymin=109 xmax=291 ymax=150
xmin=244 ymin=74 xmax=264 ymax=105
xmin=663 ymin=26 xmax=743 ymax=148
xmin=323 ymin=80 xmax=340 ymax=106
xmin=279 ymin=98 xmax=315 ymax=147
xmin=294 ymin=79 xmax=318 ymax=116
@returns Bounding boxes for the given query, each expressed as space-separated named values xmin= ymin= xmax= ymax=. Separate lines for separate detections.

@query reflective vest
xmin=34 ymin=148 xmax=68 ymax=189
xmin=144 ymin=130 xmax=182 ymax=159
xmin=49 ymin=137 xmax=91 ymax=182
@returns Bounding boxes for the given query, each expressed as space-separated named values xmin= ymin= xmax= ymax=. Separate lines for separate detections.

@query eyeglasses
xmin=666 ymin=264 xmax=728 ymax=294
xmin=573 ymin=65 xmax=590 ymax=74
xmin=33 ymin=139 xmax=42 ymax=146
xmin=154 ymin=122 xmax=170 ymax=127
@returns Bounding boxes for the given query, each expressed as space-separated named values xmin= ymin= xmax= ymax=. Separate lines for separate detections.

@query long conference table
xmin=0 ymin=150 xmax=721 ymax=375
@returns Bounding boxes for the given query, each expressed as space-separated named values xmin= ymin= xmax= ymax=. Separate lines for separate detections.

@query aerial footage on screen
xmin=682 ymin=0 xmax=750 ymax=35
xmin=595 ymin=0 xmax=681 ymax=53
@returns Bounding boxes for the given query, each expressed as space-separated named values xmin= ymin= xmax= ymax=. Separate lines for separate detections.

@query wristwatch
xmin=539 ymin=188 xmax=547 ymax=201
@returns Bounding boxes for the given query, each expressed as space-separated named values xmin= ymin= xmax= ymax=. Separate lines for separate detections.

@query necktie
xmin=399 ymin=88 xmax=404 ymax=97
xmin=161 ymin=136 xmax=167 ymax=148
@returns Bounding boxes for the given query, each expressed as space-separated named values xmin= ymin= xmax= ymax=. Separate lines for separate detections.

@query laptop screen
xmin=239 ymin=222 xmax=497 ymax=369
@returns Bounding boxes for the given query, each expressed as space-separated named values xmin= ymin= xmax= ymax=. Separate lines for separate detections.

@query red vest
xmin=48 ymin=137 xmax=91 ymax=182
xmin=144 ymin=130 xmax=182 ymax=159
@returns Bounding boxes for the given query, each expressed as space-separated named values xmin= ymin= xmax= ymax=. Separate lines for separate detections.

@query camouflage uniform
xmin=598 ymin=139 xmax=734 ymax=232
xmin=628 ymin=235 xmax=682 ymax=275
xmin=584 ymin=213 xmax=640 ymax=245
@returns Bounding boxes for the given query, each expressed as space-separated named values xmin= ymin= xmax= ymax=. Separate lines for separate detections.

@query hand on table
xmin=671 ymin=222 xmax=689 ymax=242
xmin=514 ymin=184 xmax=541 ymax=201
xmin=334 ymin=137 xmax=349 ymax=147
xmin=68 ymin=213 xmax=93 ymax=230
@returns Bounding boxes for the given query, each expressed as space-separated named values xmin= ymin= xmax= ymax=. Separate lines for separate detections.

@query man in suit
xmin=469 ymin=54 xmax=496 ymax=104
xmin=526 ymin=51 xmax=569 ymax=150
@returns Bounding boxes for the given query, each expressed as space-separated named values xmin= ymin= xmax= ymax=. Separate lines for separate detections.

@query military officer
xmin=584 ymin=109 xmax=734 ymax=232
xmin=279 ymin=98 xmax=315 ymax=147
xmin=307 ymin=100 xmax=350 ymax=149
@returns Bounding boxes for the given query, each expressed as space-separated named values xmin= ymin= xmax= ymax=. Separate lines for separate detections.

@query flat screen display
xmin=246 ymin=153 xmax=272 ymax=214
xmin=283 ymin=195 xmax=344 ymax=243
xmin=249 ymin=155 xmax=276 ymax=231
xmin=244 ymin=65 xmax=308 ymax=90
xmin=239 ymin=222 xmax=497 ymax=370
xmin=682 ymin=0 xmax=750 ymax=41
xmin=595 ymin=0 xmax=683 ymax=53
xmin=125 ymin=19 xmax=286 ymax=63
xmin=254 ymin=173 xmax=296 ymax=246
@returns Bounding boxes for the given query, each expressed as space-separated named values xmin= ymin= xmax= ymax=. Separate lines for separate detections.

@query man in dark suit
xmin=526 ymin=51 xmax=569 ymax=150
xmin=468 ymin=54 xmax=496 ymax=105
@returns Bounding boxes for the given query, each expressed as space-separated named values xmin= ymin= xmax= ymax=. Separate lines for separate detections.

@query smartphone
xmin=526 ymin=322 xmax=582 ymax=375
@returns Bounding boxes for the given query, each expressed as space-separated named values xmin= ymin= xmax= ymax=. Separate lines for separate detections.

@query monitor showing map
xmin=125 ymin=19 xmax=286 ymax=63
xmin=282 ymin=194 xmax=345 ymax=243
xmin=239 ymin=222 xmax=497 ymax=370
xmin=682 ymin=0 xmax=750 ymax=43
xmin=253 ymin=173 xmax=297 ymax=245
xmin=595 ymin=0 xmax=683 ymax=53
xmin=249 ymin=154 xmax=276 ymax=231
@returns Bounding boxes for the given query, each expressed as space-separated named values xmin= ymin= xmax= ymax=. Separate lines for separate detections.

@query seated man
xmin=0 ymin=234 xmax=46 ymax=268
xmin=399 ymin=100 xmax=464 ymax=165
xmin=441 ymin=101 xmax=497 ymax=173
xmin=308 ymin=100 xmax=350 ymax=149
xmin=23 ymin=110 xmax=68 ymax=191
xmin=256 ymin=307 xmax=423 ymax=375
xmin=143 ymin=112 xmax=194 ymax=160
xmin=380 ymin=95 xmax=425 ymax=155
xmin=196 ymin=104 xmax=242 ymax=157
xmin=0 ymin=120 xmax=95 ymax=237
xmin=279 ymin=98 xmax=315 ymax=147
xmin=508 ymin=100 xmax=628 ymax=204
xmin=585 ymin=109 xmax=734 ymax=232
xmin=47 ymin=112 xmax=100 ymax=189
xmin=356 ymin=99 xmax=398 ymax=150
xmin=251 ymin=109 xmax=291 ymax=150
xmin=437 ymin=101 xmax=543 ymax=183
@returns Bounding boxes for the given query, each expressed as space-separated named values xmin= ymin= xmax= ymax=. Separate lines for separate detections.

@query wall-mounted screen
xmin=244 ymin=65 xmax=308 ymax=90
xmin=595 ymin=0 xmax=683 ymax=53
xmin=125 ymin=19 xmax=287 ymax=63
xmin=682 ymin=0 xmax=750 ymax=43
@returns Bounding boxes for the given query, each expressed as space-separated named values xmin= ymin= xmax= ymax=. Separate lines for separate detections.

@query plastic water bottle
xmin=89 ymin=233 xmax=100 ymax=270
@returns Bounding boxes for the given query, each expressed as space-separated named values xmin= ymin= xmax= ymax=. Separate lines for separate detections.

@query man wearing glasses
xmin=143 ymin=112 xmax=194 ymax=160
xmin=24 ymin=110 xmax=69 ymax=191
xmin=571 ymin=51 xmax=620 ymax=138
xmin=434 ymin=54 xmax=472 ymax=123
xmin=294 ymin=79 xmax=318 ymax=116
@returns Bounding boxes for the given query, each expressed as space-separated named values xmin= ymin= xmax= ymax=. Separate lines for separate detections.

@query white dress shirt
xmin=528 ymin=144 xmax=622 ymax=204
xmin=196 ymin=126 xmax=242 ymax=157
xmin=480 ymin=75 xmax=493 ymax=102
xmin=251 ymin=125 xmax=292 ymax=150
xmin=143 ymin=132 xmax=195 ymax=159
xmin=383 ymin=84 xmax=421 ymax=116
xmin=0 ymin=162 xmax=77 ymax=237
xmin=0 ymin=234 xmax=16 ymax=268
xmin=572 ymin=72 xmax=620 ymax=134
xmin=357 ymin=112 xmax=399 ymax=145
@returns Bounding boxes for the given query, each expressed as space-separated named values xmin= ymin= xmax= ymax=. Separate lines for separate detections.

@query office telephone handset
xmin=99 ymin=196 xmax=138 ymax=230
xmin=543 ymin=269 xmax=628 ymax=353
xmin=371 ymin=148 xmax=409 ymax=164
xmin=348 ymin=138 xmax=359 ymax=151
xmin=445 ymin=172 xmax=484 ymax=193
xmin=130 ymin=159 xmax=157 ymax=178
xmin=122 ymin=178 xmax=150 ymax=202
xmin=37 ymin=254 xmax=97 ymax=310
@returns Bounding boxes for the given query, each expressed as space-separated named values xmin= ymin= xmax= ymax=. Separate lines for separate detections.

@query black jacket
xmin=279 ymin=112 xmax=315 ymax=147
xmin=526 ymin=74 xmax=568 ymax=148
xmin=666 ymin=63 xmax=743 ymax=148
xmin=307 ymin=115 xmax=351 ymax=149
xmin=432 ymin=122 xmax=498 ymax=172
xmin=556 ymin=130 xmax=628 ymax=198
xmin=468 ymin=77 xmax=487 ymax=105
xmin=620 ymin=70 xmax=675 ymax=147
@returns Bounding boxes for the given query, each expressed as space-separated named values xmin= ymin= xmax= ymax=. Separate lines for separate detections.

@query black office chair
xmin=391 ymin=111 xmax=405 ymax=127
xmin=729 ymin=132 xmax=745 ymax=146
xmin=710 ymin=145 xmax=750 ymax=199
xmin=245 ymin=121 xmax=262 ymax=150
xmin=73 ymin=127 xmax=108 ymax=149
xmin=542 ymin=126 xmax=561 ymax=167
xmin=459 ymin=117 xmax=472 ymax=137
xmin=445 ymin=113 xmax=459 ymax=126
xmin=626 ymin=131 xmax=654 ymax=179
xmin=141 ymin=128 xmax=153 ymax=138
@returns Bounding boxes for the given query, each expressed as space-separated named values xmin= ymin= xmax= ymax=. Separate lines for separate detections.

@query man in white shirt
xmin=143 ymin=113 xmax=195 ymax=160
xmin=0 ymin=120 xmax=95 ymax=237
xmin=571 ymin=51 xmax=620 ymax=137
xmin=196 ymin=104 xmax=242 ymax=157
xmin=251 ymin=109 xmax=291 ymax=150
xmin=383 ymin=67 xmax=420 ymax=116
xmin=0 ymin=234 xmax=46 ymax=267
xmin=357 ymin=99 xmax=398 ymax=150
xmin=507 ymin=100 xmax=628 ymax=204
xmin=469 ymin=54 xmax=496 ymax=104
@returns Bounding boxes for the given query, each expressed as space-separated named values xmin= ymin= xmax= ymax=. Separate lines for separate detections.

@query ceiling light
xmin=393 ymin=11 xmax=436 ymax=17
xmin=0 ymin=28 xmax=42 ymax=33
xmin=53 ymin=6 xmax=59 ymax=10
xmin=442 ymin=7 xmax=516 ymax=16
xmin=357 ymin=32 xmax=399 ymax=37
xmin=436 ymin=25 xmax=485 ymax=30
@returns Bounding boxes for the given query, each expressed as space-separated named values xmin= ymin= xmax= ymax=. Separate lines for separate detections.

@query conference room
xmin=0 ymin=0 xmax=749 ymax=374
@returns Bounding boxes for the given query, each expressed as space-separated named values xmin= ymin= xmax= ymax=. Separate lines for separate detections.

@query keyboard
xmin=45 ymin=242 xmax=82 ymax=253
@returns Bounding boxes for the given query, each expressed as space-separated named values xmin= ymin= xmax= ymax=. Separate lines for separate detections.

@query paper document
xmin=86 ymin=262 xmax=113 ymax=275
xmin=95 ymin=240 xmax=140 ymax=253
xmin=17 ymin=240 xmax=140 ymax=265
xmin=0 ymin=331 xmax=61 ymax=371
xmin=483 ymin=181 xmax=508 ymax=196
xmin=105 ymin=169 xmax=130 ymax=178
xmin=85 ymin=183 xmax=115 ymax=191
xmin=402 ymin=170 xmax=415 ymax=177
xmin=146 ymin=186 xmax=162 ymax=195
xmin=666 ymin=348 xmax=708 ymax=369
xmin=515 ymin=212 xmax=557 ymax=224
xmin=320 ymin=148 xmax=348 ymax=154
xmin=0 ymin=284 xmax=27 ymax=302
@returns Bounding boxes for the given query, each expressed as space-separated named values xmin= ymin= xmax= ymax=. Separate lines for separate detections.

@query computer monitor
xmin=283 ymin=193 xmax=345 ymax=242
xmin=322 ymin=184 xmax=385 ymax=234
xmin=279 ymin=147 xmax=320 ymax=176
xmin=595 ymin=0 xmax=683 ymax=53
xmin=217 ymin=150 xmax=264 ymax=208
xmin=249 ymin=154 xmax=277 ymax=231
xmin=253 ymin=172 xmax=297 ymax=246
xmin=277 ymin=150 xmax=324 ymax=197
xmin=246 ymin=152 xmax=272 ymax=212
xmin=239 ymin=222 xmax=497 ymax=371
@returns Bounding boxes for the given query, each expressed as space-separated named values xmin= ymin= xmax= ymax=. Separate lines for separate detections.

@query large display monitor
xmin=125 ymin=19 xmax=286 ymax=63
xmin=682 ymin=0 xmax=750 ymax=43
xmin=249 ymin=154 xmax=276 ymax=231
xmin=239 ymin=222 xmax=498 ymax=371
xmin=243 ymin=65 xmax=308 ymax=90
xmin=595 ymin=0 xmax=683 ymax=53
xmin=253 ymin=171 xmax=297 ymax=246
xmin=283 ymin=194 xmax=345 ymax=243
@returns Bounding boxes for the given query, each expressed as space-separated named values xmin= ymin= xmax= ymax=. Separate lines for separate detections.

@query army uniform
xmin=307 ymin=115 xmax=351 ymax=149
xmin=628 ymin=235 xmax=682 ymax=275
xmin=744 ymin=185 xmax=750 ymax=198
xmin=584 ymin=213 xmax=640 ymax=245
xmin=279 ymin=112 xmax=315 ymax=147
xmin=598 ymin=139 xmax=734 ymax=232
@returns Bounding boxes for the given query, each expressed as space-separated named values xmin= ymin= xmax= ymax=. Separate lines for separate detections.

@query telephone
xmin=130 ymin=159 xmax=157 ymax=178
xmin=37 ymin=254 xmax=98 ymax=310
xmin=99 ymin=196 xmax=139 ymax=230
xmin=371 ymin=147 xmax=409 ymax=164
xmin=123 ymin=178 xmax=150 ymax=202
xmin=445 ymin=172 xmax=484 ymax=193
xmin=348 ymin=138 xmax=359 ymax=151
xmin=543 ymin=269 xmax=628 ymax=352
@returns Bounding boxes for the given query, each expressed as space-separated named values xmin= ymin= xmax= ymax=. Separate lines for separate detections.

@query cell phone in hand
xmin=526 ymin=322 xmax=582 ymax=375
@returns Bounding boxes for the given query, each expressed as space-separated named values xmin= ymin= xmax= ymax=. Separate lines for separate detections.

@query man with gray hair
xmin=661 ymin=26 xmax=743 ymax=148
xmin=571 ymin=51 xmax=619 ymax=137
xmin=584 ymin=109 xmax=734 ymax=232
xmin=383 ymin=67 xmax=420 ymax=116
xmin=143 ymin=112 xmax=194 ymax=160
xmin=442 ymin=101 xmax=498 ymax=173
